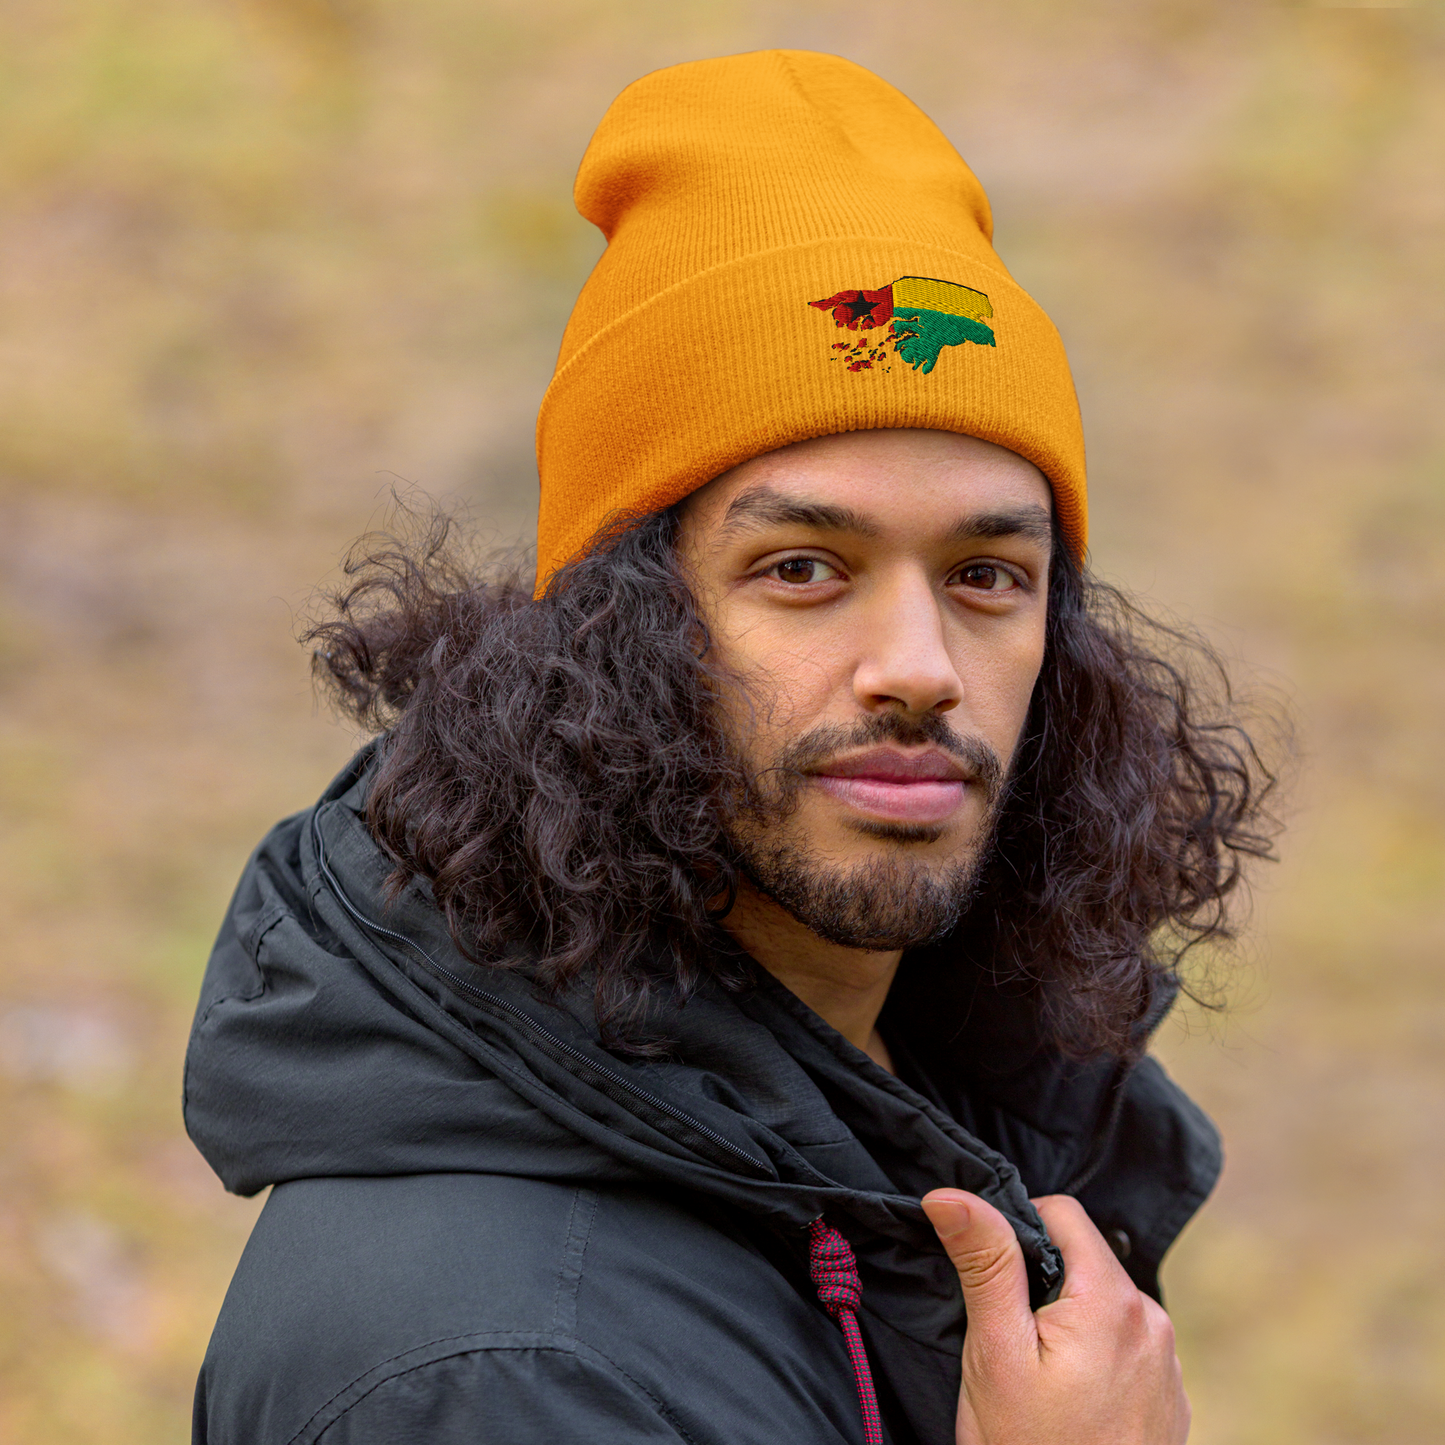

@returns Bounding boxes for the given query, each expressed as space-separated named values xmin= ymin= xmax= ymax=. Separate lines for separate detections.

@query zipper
xmin=309 ymin=807 xmax=765 ymax=1175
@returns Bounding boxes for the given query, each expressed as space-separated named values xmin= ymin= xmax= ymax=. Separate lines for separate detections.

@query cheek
xmin=1007 ymin=632 xmax=1048 ymax=741
xmin=955 ymin=623 xmax=1046 ymax=754
xmin=1001 ymin=660 xmax=1043 ymax=756
xmin=712 ymin=614 xmax=850 ymax=741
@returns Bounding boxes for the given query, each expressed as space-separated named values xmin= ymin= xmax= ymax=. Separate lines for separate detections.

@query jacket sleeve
xmin=310 ymin=1342 xmax=692 ymax=1445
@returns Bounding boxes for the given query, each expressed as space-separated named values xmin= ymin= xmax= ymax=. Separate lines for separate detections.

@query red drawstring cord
xmin=807 ymin=1218 xmax=884 ymax=1445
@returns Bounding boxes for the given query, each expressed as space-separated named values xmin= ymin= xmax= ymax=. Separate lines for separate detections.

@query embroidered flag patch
xmin=809 ymin=276 xmax=995 ymax=373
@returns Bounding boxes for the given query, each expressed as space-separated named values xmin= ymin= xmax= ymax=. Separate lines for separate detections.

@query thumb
xmin=922 ymin=1190 xmax=1035 ymax=1345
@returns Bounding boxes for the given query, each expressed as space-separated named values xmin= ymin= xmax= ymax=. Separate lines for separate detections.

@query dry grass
xmin=1 ymin=2 xmax=1442 ymax=1439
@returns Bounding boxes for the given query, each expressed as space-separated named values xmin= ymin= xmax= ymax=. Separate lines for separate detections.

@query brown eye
xmin=957 ymin=564 xmax=1017 ymax=591
xmin=771 ymin=558 xmax=838 ymax=584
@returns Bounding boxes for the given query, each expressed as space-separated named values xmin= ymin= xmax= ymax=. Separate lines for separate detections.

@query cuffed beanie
xmin=534 ymin=49 xmax=1087 ymax=586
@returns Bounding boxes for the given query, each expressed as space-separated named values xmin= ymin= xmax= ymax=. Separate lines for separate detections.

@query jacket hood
xmin=188 ymin=739 xmax=1068 ymax=1249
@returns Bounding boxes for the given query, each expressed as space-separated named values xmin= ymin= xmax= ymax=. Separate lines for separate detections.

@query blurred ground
xmin=1 ymin=2 xmax=1442 ymax=1440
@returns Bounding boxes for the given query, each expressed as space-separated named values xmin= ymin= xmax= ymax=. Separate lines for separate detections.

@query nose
xmin=851 ymin=569 xmax=963 ymax=716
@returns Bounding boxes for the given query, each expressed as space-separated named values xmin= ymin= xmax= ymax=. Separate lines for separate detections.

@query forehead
xmin=684 ymin=429 xmax=1054 ymax=538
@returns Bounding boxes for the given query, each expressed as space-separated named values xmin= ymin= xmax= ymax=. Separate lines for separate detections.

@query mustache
xmin=764 ymin=712 xmax=1006 ymax=806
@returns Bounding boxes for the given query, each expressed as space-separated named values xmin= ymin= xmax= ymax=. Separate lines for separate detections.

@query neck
xmin=722 ymin=876 xmax=900 ymax=1073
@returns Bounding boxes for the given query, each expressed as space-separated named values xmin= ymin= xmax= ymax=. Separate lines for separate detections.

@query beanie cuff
xmin=535 ymin=237 xmax=1086 ymax=585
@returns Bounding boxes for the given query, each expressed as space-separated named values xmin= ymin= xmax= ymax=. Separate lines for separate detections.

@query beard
xmin=726 ymin=711 xmax=1008 ymax=952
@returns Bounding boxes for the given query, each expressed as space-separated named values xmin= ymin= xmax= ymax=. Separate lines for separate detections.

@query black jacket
xmin=185 ymin=750 xmax=1221 ymax=1444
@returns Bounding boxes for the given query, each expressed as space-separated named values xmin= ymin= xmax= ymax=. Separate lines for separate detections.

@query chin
xmin=742 ymin=834 xmax=986 ymax=953
xmin=806 ymin=818 xmax=987 ymax=882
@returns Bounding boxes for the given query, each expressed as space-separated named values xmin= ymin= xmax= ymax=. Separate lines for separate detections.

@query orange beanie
xmin=534 ymin=50 xmax=1087 ymax=586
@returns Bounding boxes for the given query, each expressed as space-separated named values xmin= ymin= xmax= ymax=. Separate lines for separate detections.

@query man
xmin=186 ymin=51 xmax=1275 ymax=1444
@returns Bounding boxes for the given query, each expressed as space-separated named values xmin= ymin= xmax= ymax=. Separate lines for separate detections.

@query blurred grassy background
xmin=1 ymin=1 xmax=1442 ymax=1440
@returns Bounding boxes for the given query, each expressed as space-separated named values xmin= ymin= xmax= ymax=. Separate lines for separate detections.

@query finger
xmin=1031 ymin=1195 xmax=1134 ymax=1299
xmin=921 ymin=1190 xmax=1034 ymax=1344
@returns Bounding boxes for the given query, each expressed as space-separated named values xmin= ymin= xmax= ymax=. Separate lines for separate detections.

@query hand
xmin=921 ymin=1190 xmax=1189 ymax=1445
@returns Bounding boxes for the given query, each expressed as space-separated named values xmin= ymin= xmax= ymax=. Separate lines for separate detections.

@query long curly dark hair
xmin=307 ymin=502 xmax=1281 ymax=1056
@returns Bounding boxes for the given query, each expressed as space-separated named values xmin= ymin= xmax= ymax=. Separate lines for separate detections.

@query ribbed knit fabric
xmin=534 ymin=49 xmax=1087 ymax=588
xmin=807 ymin=1218 xmax=884 ymax=1445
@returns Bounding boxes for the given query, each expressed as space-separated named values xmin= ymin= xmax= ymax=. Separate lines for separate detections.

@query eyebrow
xmin=945 ymin=504 xmax=1053 ymax=548
xmin=717 ymin=484 xmax=1054 ymax=550
xmin=718 ymin=486 xmax=880 ymax=539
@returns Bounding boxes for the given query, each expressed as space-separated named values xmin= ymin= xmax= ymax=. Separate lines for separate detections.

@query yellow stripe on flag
xmin=892 ymin=276 xmax=993 ymax=321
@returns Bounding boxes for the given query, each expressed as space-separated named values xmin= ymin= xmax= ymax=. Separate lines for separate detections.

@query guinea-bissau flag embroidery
xmin=809 ymin=276 xmax=995 ymax=373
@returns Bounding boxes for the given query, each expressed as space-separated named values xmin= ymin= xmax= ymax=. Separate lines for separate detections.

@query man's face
xmin=677 ymin=428 xmax=1053 ymax=951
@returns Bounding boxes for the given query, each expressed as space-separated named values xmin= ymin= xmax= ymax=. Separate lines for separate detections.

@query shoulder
xmin=198 ymin=1172 xmax=657 ymax=1444
xmin=239 ymin=1340 xmax=692 ymax=1445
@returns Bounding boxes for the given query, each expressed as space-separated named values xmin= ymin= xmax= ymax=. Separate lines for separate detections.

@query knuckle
xmin=1117 ymin=1288 xmax=1149 ymax=1334
xmin=1141 ymin=1295 xmax=1175 ymax=1342
xmin=1032 ymin=1193 xmax=1086 ymax=1226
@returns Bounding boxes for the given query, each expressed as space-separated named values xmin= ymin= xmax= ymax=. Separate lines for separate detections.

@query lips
xmin=809 ymin=747 xmax=972 ymax=825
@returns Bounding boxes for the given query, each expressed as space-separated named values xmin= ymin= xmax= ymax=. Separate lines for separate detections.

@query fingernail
xmin=922 ymin=1191 xmax=972 ymax=1231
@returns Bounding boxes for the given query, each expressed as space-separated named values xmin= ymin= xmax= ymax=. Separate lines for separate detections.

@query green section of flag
xmin=891 ymin=306 xmax=996 ymax=373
